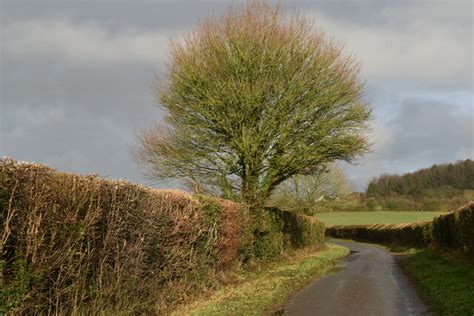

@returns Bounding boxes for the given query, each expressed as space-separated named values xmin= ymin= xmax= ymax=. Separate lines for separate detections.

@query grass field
xmin=172 ymin=244 xmax=349 ymax=316
xmin=401 ymin=249 xmax=474 ymax=315
xmin=314 ymin=211 xmax=445 ymax=226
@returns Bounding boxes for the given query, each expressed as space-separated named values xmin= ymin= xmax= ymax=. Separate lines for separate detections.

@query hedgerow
xmin=326 ymin=202 xmax=474 ymax=259
xmin=432 ymin=202 xmax=474 ymax=257
xmin=250 ymin=208 xmax=325 ymax=260
xmin=0 ymin=158 xmax=324 ymax=314
xmin=326 ymin=222 xmax=432 ymax=248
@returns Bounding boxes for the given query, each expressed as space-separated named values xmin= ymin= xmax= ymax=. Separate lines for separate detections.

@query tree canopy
xmin=136 ymin=1 xmax=371 ymax=207
xmin=366 ymin=159 xmax=474 ymax=197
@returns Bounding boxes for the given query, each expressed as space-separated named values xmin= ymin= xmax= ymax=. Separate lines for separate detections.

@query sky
xmin=1 ymin=0 xmax=473 ymax=191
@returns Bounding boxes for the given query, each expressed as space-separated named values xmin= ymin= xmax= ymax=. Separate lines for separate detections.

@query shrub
xmin=366 ymin=197 xmax=380 ymax=211
xmin=382 ymin=197 xmax=418 ymax=212
xmin=251 ymin=208 xmax=285 ymax=259
xmin=250 ymin=208 xmax=325 ymax=260
xmin=0 ymin=159 xmax=247 ymax=314
xmin=280 ymin=209 xmax=326 ymax=248
xmin=326 ymin=202 xmax=474 ymax=257
xmin=432 ymin=202 xmax=474 ymax=257
xmin=326 ymin=222 xmax=432 ymax=247
xmin=0 ymin=158 xmax=325 ymax=314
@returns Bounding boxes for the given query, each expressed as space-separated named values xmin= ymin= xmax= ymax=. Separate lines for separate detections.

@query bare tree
xmin=268 ymin=163 xmax=356 ymax=214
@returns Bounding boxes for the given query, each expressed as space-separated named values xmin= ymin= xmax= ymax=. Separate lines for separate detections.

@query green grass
xmin=401 ymin=249 xmax=474 ymax=315
xmin=172 ymin=244 xmax=349 ymax=316
xmin=314 ymin=211 xmax=445 ymax=226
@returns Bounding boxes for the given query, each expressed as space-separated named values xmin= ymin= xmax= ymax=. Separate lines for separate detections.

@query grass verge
xmin=400 ymin=249 xmax=474 ymax=315
xmin=314 ymin=211 xmax=444 ymax=226
xmin=172 ymin=244 xmax=349 ymax=316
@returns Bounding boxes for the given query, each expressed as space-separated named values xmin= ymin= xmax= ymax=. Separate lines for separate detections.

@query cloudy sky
xmin=1 ymin=0 xmax=473 ymax=191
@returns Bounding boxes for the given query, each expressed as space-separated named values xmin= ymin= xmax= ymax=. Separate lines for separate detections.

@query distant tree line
xmin=366 ymin=160 xmax=474 ymax=197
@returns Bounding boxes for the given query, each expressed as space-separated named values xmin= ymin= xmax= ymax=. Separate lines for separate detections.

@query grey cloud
xmin=3 ymin=20 xmax=174 ymax=64
xmin=306 ymin=2 xmax=473 ymax=90
xmin=1 ymin=52 xmax=166 ymax=185
xmin=386 ymin=99 xmax=473 ymax=162
xmin=1 ymin=100 xmax=166 ymax=185
xmin=1 ymin=0 xmax=472 ymax=191
xmin=4 ymin=1 xmax=471 ymax=89
xmin=344 ymin=97 xmax=473 ymax=190
xmin=1 ymin=1 xmax=230 ymax=29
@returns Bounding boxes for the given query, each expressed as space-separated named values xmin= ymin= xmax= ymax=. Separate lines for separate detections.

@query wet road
xmin=284 ymin=240 xmax=431 ymax=316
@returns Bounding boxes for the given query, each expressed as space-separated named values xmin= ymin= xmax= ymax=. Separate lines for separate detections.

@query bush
xmin=366 ymin=197 xmax=380 ymax=211
xmin=280 ymin=210 xmax=326 ymax=248
xmin=432 ymin=202 xmax=474 ymax=257
xmin=382 ymin=197 xmax=418 ymax=212
xmin=362 ymin=195 xmax=471 ymax=213
xmin=251 ymin=208 xmax=285 ymax=259
xmin=1 ymin=159 xmax=248 ymax=314
xmin=0 ymin=158 xmax=325 ymax=314
xmin=250 ymin=208 xmax=325 ymax=260
xmin=326 ymin=202 xmax=474 ymax=257
xmin=326 ymin=222 xmax=432 ymax=247
xmin=0 ymin=172 xmax=9 ymax=225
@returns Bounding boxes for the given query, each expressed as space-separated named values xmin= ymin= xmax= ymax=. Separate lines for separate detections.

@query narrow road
xmin=284 ymin=240 xmax=431 ymax=316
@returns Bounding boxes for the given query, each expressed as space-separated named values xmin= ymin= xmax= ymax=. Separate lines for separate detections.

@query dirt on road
xmin=283 ymin=240 xmax=431 ymax=316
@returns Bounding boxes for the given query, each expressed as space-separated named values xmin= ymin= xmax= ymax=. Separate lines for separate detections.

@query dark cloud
xmin=1 ymin=41 xmax=165 ymax=184
xmin=389 ymin=99 xmax=472 ymax=162
xmin=1 ymin=1 xmax=229 ymax=30
xmin=344 ymin=97 xmax=473 ymax=189
xmin=1 ymin=0 xmax=472 ymax=191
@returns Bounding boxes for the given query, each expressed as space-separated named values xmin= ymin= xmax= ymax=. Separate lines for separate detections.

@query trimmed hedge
xmin=0 ymin=158 xmax=324 ymax=314
xmin=432 ymin=202 xmax=474 ymax=257
xmin=326 ymin=202 xmax=474 ymax=256
xmin=1 ymin=159 xmax=241 ymax=314
xmin=326 ymin=222 xmax=432 ymax=247
xmin=252 ymin=208 xmax=325 ymax=259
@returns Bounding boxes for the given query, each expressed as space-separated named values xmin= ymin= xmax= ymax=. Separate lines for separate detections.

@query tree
xmin=365 ymin=159 xmax=474 ymax=197
xmin=268 ymin=163 xmax=356 ymax=214
xmin=136 ymin=1 xmax=371 ymax=207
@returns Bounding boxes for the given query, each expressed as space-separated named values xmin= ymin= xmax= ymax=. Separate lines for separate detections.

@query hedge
xmin=326 ymin=222 xmax=432 ymax=248
xmin=252 ymin=208 xmax=325 ymax=260
xmin=432 ymin=202 xmax=474 ymax=257
xmin=0 ymin=158 xmax=324 ymax=314
xmin=326 ymin=202 xmax=474 ymax=256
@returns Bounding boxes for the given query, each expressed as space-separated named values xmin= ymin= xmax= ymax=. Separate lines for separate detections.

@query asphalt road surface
xmin=284 ymin=240 xmax=431 ymax=316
